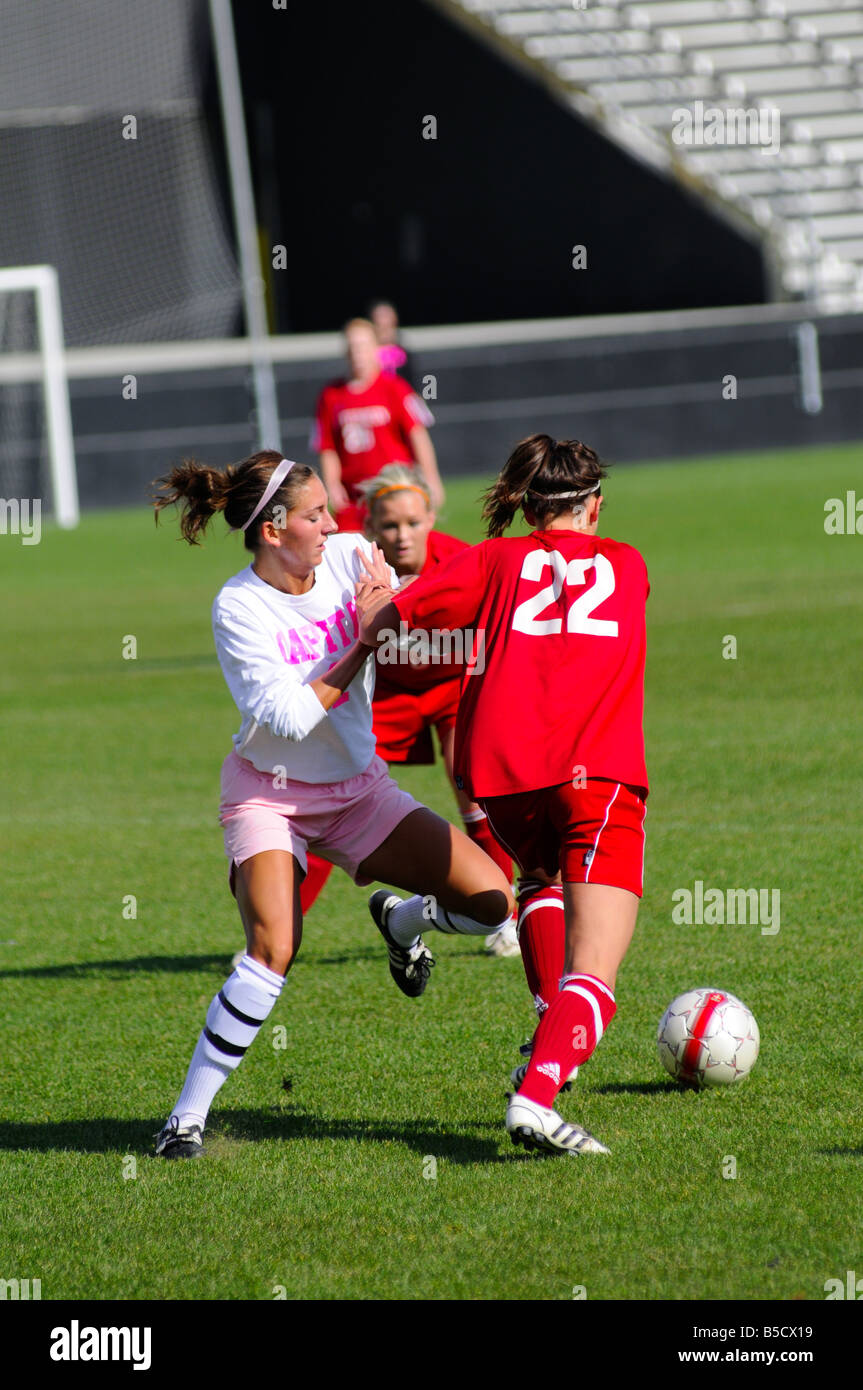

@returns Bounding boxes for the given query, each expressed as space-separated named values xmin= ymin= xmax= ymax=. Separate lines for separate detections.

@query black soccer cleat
xmin=154 ymin=1115 xmax=204 ymax=1159
xmin=369 ymin=890 xmax=435 ymax=999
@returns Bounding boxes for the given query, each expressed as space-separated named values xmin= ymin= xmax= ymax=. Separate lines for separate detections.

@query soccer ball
xmin=657 ymin=988 xmax=760 ymax=1088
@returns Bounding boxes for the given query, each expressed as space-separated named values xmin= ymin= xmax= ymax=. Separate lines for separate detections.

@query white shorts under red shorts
xmin=219 ymin=751 xmax=422 ymax=887
xmin=480 ymin=778 xmax=647 ymax=897
xmin=372 ymin=678 xmax=460 ymax=764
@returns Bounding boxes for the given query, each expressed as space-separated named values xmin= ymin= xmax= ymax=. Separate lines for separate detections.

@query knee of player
xmin=469 ymin=883 xmax=515 ymax=926
xmin=246 ymin=941 xmax=296 ymax=977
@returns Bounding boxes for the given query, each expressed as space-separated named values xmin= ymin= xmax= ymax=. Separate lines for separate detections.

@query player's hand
xmin=355 ymin=543 xmax=396 ymax=646
xmin=355 ymin=541 xmax=392 ymax=590
xmin=355 ymin=580 xmax=396 ymax=646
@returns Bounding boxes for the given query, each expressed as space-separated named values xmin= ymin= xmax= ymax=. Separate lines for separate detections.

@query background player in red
xmin=359 ymin=435 xmax=649 ymax=1156
xmin=313 ymin=318 xmax=444 ymax=529
xmin=297 ymin=464 xmax=520 ymax=958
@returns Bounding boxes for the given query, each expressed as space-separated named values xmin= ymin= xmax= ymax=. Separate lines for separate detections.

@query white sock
xmin=168 ymin=954 xmax=284 ymax=1130
xmin=387 ymin=894 xmax=510 ymax=946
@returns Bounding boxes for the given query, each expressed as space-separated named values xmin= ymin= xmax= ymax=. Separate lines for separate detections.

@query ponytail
xmin=153 ymin=450 xmax=318 ymax=550
xmin=482 ymin=434 xmax=607 ymax=538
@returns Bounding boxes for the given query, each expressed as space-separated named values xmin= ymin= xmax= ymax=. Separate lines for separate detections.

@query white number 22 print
xmin=511 ymin=549 xmax=618 ymax=637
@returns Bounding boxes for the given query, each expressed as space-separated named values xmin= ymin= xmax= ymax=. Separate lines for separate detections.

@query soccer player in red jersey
xmin=312 ymin=318 xmax=444 ymax=530
xmin=297 ymin=464 xmax=520 ymax=958
xmin=359 ymin=435 xmax=649 ymax=1156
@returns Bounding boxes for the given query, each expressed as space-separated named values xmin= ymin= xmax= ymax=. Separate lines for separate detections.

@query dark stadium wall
xmin=229 ymin=0 xmax=766 ymax=333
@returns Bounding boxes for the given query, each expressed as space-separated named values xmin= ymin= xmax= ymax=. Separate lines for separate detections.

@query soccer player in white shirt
xmin=151 ymin=452 xmax=514 ymax=1158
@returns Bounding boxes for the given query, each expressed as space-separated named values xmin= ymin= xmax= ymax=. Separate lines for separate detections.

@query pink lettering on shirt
xmin=314 ymin=618 xmax=338 ymax=654
xmin=276 ymin=606 xmax=356 ymax=664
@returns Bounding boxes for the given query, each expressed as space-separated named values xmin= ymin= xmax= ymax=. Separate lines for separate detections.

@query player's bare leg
xmin=155 ymin=850 xmax=300 ymax=1158
xmin=360 ymin=806 xmax=513 ymax=923
xmin=234 ymin=849 xmax=304 ymax=976
xmin=561 ymin=882 xmax=639 ymax=991
xmin=361 ymin=807 xmax=515 ymax=997
xmin=506 ymin=882 xmax=639 ymax=1156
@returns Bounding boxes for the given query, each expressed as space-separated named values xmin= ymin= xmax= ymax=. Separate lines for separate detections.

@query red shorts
xmin=480 ymin=778 xmax=646 ymax=897
xmin=372 ymin=679 xmax=460 ymax=764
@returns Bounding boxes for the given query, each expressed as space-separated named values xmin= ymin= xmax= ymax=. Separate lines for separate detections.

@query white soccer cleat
xmin=505 ymin=1093 xmax=609 ymax=1156
xmin=484 ymin=918 xmax=520 ymax=958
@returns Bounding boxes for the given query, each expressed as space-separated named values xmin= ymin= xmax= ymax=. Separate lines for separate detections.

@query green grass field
xmin=1 ymin=443 xmax=861 ymax=1302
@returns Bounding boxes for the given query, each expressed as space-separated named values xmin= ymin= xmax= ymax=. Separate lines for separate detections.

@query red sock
xmin=300 ymin=853 xmax=333 ymax=915
xmin=462 ymin=810 xmax=512 ymax=881
xmin=517 ymin=880 xmax=565 ymax=1016
xmin=518 ymin=973 xmax=617 ymax=1108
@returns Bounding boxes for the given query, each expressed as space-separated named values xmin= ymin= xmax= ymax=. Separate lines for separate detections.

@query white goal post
xmin=0 ymin=264 xmax=79 ymax=528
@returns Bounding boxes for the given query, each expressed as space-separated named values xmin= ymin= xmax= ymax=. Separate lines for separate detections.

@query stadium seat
xmin=443 ymin=0 xmax=863 ymax=307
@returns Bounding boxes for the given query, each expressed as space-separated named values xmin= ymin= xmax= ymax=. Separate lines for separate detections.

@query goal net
xmin=0 ymin=0 xmax=241 ymax=348
xmin=0 ymin=266 xmax=78 ymax=528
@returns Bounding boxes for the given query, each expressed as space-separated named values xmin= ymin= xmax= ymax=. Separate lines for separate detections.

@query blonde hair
xmin=358 ymin=463 xmax=432 ymax=514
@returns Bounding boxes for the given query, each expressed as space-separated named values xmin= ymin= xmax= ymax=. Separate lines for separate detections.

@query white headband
xmin=529 ymin=481 xmax=601 ymax=500
xmin=236 ymin=458 xmax=296 ymax=532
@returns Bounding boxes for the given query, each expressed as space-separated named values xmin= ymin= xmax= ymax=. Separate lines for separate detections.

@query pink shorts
xmin=219 ymin=751 xmax=422 ymax=887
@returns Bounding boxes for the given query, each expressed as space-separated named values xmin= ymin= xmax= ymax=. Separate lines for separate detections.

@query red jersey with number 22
xmin=392 ymin=530 xmax=649 ymax=800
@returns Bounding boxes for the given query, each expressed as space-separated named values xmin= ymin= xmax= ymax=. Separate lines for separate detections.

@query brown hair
xmin=481 ymin=434 xmax=608 ymax=538
xmin=152 ymin=450 xmax=319 ymax=551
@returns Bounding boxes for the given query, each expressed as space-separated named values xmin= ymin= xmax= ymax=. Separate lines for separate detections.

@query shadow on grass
xmin=0 ymin=948 xmax=400 ymax=980
xmin=0 ymin=954 xmax=234 ymax=981
xmin=817 ymin=1146 xmax=863 ymax=1158
xmin=304 ymin=947 xmax=400 ymax=967
xmin=0 ymin=1108 xmax=515 ymax=1166
xmin=593 ymin=1080 xmax=680 ymax=1096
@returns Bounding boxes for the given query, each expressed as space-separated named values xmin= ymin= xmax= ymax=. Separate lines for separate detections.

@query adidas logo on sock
xmin=536 ymin=1061 xmax=561 ymax=1086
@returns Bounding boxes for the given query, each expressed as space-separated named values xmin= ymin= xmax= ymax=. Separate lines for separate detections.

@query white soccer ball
xmin=657 ymin=987 xmax=760 ymax=1088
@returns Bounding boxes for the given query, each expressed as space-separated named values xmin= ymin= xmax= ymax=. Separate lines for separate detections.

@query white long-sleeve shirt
xmin=212 ymin=533 xmax=395 ymax=783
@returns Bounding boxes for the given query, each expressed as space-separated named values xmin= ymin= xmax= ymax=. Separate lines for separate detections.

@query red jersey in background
xmin=312 ymin=371 xmax=434 ymax=503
